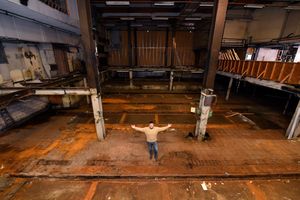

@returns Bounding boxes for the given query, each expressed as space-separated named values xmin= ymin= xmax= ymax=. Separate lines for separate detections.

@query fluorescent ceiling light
xmin=157 ymin=24 xmax=170 ymax=27
xmin=130 ymin=24 xmax=143 ymax=27
xmin=104 ymin=24 xmax=115 ymax=27
xmin=185 ymin=17 xmax=202 ymax=21
xmin=285 ymin=5 xmax=300 ymax=10
xmin=152 ymin=17 xmax=169 ymax=20
xmin=154 ymin=1 xmax=174 ymax=6
xmin=244 ymin=4 xmax=265 ymax=9
xmin=106 ymin=1 xmax=130 ymax=6
xmin=199 ymin=2 xmax=214 ymax=7
xmin=120 ymin=17 xmax=135 ymax=20
xmin=183 ymin=22 xmax=195 ymax=26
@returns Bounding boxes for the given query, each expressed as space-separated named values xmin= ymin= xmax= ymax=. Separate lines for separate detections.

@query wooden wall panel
xmin=108 ymin=31 xmax=129 ymax=66
xmin=137 ymin=31 xmax=166 ymax=66
xmin=108 ymin=30 xmax=195 ymax=67
xmin=173 ymin=31 xmax=195 ymax=66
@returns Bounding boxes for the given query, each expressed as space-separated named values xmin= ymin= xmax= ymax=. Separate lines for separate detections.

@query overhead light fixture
xmin=154 ymin=1 xmax=175 ymax=6
xmin=183 ymin=22 xmax=195 ymax=27
xmin=285 ymin=5 xmax=300 ymax=10
xmin=244 ymin=4 xmax=265 ymax=9
xmin=199 ymin=2 xmax=214 ymax=7
xmin=152 ymin=17 xmax=169 ymax=20
xmin=106 ymin=1 xmax=130 ymax=6
xmin=157 ymin=24 xmax=170 ymax=27
xmin=185 ymin=17 xmax=202 ymax=21
xmin=104 ymin=24 xmax=115 ymax=27
xmin=130 ymin=24 xmax=143 ymax=27
xmin=120 ymin=17 xmax=135 ymax=20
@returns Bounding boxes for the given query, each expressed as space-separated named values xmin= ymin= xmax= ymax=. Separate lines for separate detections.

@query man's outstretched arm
xmin=131 ymin=125 xmax=145 ymax=132
xmin=157 ymin=124 xmax=172 ymax=132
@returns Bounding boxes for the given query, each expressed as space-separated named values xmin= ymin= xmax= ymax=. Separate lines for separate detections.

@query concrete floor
xmin=0 ymin=82 xmax=299 ymax=199
xmin=1 ymin=178 xmax=300 ymax=200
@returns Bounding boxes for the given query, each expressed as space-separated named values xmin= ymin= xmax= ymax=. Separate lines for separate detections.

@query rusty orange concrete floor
xmin=0 ymin=93 xmax=298 ymax=177
xmin=1 ymin=178 xmax=300 ymax=200
xmin=0 ymin=92 xmax=299 ymax=199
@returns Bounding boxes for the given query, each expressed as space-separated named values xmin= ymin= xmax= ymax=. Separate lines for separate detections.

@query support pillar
xmin=195 ymin=89 xmax=215 ymax=140
xmin=78 ymin=0 xmax=105 ymax=140
xmin=225 ymin=77 xmax=233 ymax=101
xmin=90 ymin=89 xmax=106 ymax=140
xmin=83 ymin=77 xmax=90 ymax=104
xmin=196 ymin=0 xmax=228 ymax=139
xmin=202 ymin=0 xmax=228 ymax=89
xmin=129 ymin=70 xmax=133 ymax=88
xmin=283 ymin=94 xmax=292 ymax=115
xmin=286 ymin=99 xmax=300 ymax=139
xmin=169 ymin=71 xmax=174 ymax=91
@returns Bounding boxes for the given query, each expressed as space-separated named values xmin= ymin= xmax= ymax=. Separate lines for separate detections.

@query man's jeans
xmin=147 ymin=141 xmax=158 ymax=160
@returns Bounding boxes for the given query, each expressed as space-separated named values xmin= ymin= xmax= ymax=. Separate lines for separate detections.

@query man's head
xmin=149 ymin=121 xmax=154 ymax=129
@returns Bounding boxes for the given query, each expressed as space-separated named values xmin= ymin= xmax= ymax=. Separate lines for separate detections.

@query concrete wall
xmin=282 ymin=10 xmax=300 ymax=37
xmin=0 ymin=0 xmax=81 ymax=45
xmin=223 ymin=20 xmax=248 ymax=39
xmin=7 ymin=0 xmax=79 ymax=28
xmin=223 ymin=7 xmax=300 ymax=43
xmin=0 ymin=43 xmax=46 ymax=83
xmin=0 ymin=42 xmax=81 ymax=84
xmin=247 ymin=7 xmax=286 ymax=42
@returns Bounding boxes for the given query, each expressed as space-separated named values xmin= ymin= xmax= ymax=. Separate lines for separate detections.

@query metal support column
xmin=196 ymin=0 xmax=228 ymax=139
xmin=202 ymin=0 xmax=228 ymax=89
xmin=129 ymin=70 xmax=133 ymax=88
xmin=195 ymin=89 xmax=216 ymax=140
xmin=169 ymin=71 xmax=174 ymax=91
xmin=77 ymin=0 xmax=105 ymax=141
xmin=83 ymin=77 xmax=90 ymax=104
xmin=90 ymin=89 xmax=105 ymax=140
xmin=286 ymin=99 xmax=300 ymax=139
xmin=225 ymin=77 xmax=233 ymax=101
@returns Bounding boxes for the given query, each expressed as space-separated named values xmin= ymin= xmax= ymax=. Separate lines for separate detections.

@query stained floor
xmin=0 ymin=90 xmax=299 ymax=199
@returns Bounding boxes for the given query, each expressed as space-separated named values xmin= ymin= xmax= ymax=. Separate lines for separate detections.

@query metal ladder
xmin=0 ymin=108 xmax=15 ymax=127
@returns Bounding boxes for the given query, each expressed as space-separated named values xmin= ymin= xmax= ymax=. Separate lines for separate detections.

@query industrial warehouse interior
xmin=0 ymin=0 xmax=300 ymax=199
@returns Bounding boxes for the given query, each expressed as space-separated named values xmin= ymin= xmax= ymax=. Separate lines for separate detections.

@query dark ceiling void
xmin=91 ymin=0 xmax=300 ymax=31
